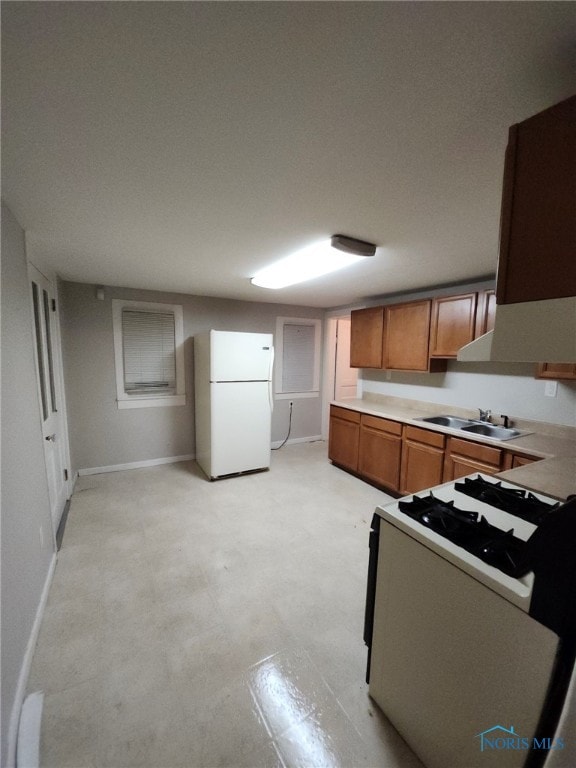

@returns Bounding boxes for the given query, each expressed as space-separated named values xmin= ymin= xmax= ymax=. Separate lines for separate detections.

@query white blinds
xmin=282 ymin=323 xmax=315 ymax=392
xmin=122 ymin=309 xmax=176 ymax=393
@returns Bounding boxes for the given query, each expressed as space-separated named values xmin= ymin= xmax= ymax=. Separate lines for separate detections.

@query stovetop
xmin=375 ymin=474 xmax=564 ymax=610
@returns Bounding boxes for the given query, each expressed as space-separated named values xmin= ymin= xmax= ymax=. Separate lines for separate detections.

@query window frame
xmin=274 ymin=317 xmax=321 ymax=399
xmin=112 ymin=299 xmax=186 ymax=409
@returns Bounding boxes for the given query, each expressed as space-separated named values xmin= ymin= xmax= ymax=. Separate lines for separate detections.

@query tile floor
xmin=28 ymin=441 xmax=424 ymax=768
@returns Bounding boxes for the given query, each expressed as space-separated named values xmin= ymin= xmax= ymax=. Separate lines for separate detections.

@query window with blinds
xmin=112 ymin=299 xmax=185 ymax=409
xmin=122 ymin=309 xmax=176 ymax=394
xmin=275 ymin=317 xmax=321 ymax=397
xmin=282 ymin=323 xmax=315 ymax=392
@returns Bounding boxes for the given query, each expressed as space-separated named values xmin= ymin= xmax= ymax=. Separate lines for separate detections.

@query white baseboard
xmin=17 ymin=691 xmax=43 ymax=768
xmin=79 ymin=441 xmax=324 ymax=475
xmin=78 ymin=453 xmax=195 ymax=476
xmin=7 ymin=553 xmax=56 ymax=768
xmin=271 ymin=435 xmax=324 ymax=449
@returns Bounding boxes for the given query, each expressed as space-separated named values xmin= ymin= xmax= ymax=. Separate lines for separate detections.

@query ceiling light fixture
xmin=250 ymin=234 xmax=377 ymax=290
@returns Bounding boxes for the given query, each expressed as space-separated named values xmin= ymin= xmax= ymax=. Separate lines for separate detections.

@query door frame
xmin=321 ymin=312 xmax=360 ymax=439
xmin=27 ymin=260 xmax=72 ymax=537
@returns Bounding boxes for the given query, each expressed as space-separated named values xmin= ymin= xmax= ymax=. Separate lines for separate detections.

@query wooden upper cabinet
xmin=475 ymin=289 xmax=496 ymax=337
xmin=429 ymin=294 xmax=477 ymax=358
xmin=497 ymin=95 xmax=576 ymax=305
xmin=350 ymin=307 xmax=384 ymax=368
xmin=535 ymin=363 xmax=576 ymax=380
xmin=384 ymin=300 xmax=445 ymax=372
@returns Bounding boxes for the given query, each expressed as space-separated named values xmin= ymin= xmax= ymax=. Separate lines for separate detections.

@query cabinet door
xmin=400 ymin=428 xmax=446 ymax=495
xmin=511 ymin=454 xmax=539 ymax=469
xmin=384 ymin=301 xmax=434 ymax=371
xmin=328 ymin=407 xmax=360 ymax=472
xmin=350 ymin=307 xmax=384 ymax=368
xmin=497 ymin=95 xmax=576 ymax=305
xmin=443 ymin=437 xmax=502 ymax=481
xmin=475 ymin=289 xmax=496 ymax=337
xmin=359 ymin=416 xmax=402 ymax=491
xmin=445 ymin=456 xmax=501 ymax=481
xmin=535 ymin=363 xmax=576 ymax=380
xmin=429 ymin=294 xmax=477 ymax=358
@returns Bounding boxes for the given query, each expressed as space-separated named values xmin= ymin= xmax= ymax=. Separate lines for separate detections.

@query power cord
xmin=272 ymin=401 xmax=293 ymax=450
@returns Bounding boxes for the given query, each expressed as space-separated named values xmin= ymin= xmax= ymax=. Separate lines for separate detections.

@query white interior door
xmin=334 ymin=317 xmax=358 ymax=400
xmin=29 ymin=264 xmax=69 ymax=533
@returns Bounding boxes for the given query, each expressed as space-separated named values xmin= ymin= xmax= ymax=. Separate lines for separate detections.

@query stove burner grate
xmin=398 ymin=493 xmax=528 ymax=577
xmin=454 ymin=476 xmax=559 ymax=524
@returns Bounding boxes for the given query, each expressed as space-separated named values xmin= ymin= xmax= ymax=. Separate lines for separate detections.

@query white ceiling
xmin=3 ymin=2 xmax=575 ymax=308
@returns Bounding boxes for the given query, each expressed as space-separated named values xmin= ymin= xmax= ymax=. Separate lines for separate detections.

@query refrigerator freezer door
xmin=210 ymin=381 xmax=271 ymax=477
xmin=210 ymin=331 xmax=273 ymax=382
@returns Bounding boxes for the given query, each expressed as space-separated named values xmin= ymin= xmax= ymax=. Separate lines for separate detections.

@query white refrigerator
xmin=194 ymin=330 xmax=274 ymax=480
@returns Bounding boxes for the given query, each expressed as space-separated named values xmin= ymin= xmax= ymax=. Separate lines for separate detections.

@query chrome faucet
xmin=478 ymin=408 xmax=492 ymax=423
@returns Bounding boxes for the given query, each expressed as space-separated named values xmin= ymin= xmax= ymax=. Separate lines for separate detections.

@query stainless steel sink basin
xmin=417 ymin=415 xmax=528 ymax=441
xmin=460 ymin=423 xmax=523 ymax=440
xmin=418 ymin=415 xmax=476 ymax=428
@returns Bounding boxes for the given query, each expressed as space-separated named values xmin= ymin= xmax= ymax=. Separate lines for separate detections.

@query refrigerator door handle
xmin=268 ymin=347 xmax=275 ymax=413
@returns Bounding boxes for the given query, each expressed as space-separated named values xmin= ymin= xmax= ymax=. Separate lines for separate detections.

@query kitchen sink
xmin=418 ymin=415 xmax=477 ymax=428
xmin=460 ymin=423 xmax=523 ymax=440
xmin=417 ymin=415 xmax=528 ymax=441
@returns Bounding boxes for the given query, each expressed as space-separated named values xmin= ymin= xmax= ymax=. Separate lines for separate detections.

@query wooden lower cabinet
xmin=400 ymin=426 xmax=446 ymax=495
xmin=330 ymin=408 xmax=544 ymax=493
xmin=502 ymin=452 xmax=541 ymax=470
xmin=443 ymin=437 xmax=502 ymax=481
xmin=328 ymin=406 xmax=360 ymax=473
xmin=358 ymin=414 xmax=402 ymax=492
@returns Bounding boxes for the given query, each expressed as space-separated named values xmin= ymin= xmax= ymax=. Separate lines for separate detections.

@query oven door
xmin=369 ymin=520 xmax=560 ymax=768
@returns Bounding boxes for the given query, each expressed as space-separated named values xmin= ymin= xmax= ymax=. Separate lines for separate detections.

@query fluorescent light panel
xmin=251 ymin=238 xmax=369 ymax=290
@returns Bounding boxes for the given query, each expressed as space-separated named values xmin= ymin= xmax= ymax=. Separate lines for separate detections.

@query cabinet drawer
xmin=361 ymin=414 xmax=403 ymax=436
xmin=404 ymin=425 xmax=446 ymax=449
xmin=330 ymin=405 xmax=361 ymax=424
xmin=448 ymin=437 xmax=502 ymax=467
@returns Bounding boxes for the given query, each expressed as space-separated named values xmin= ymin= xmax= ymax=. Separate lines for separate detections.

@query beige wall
xmin=60 ymin=281 xmax=325 ymax=473
xmin=1 ymin=203 xmax=55 ymax=767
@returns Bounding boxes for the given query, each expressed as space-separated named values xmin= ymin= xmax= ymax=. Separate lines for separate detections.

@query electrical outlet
xmin=545 ymin=380 xmax=558 ymax=398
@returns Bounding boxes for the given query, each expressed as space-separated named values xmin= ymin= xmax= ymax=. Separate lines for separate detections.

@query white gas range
xmin=364 ymin=474 xmax=576 ymax=768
